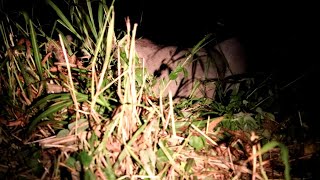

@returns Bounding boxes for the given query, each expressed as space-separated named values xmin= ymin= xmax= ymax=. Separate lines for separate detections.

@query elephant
xmin=134 ymin=37 xmax=247 ymax=99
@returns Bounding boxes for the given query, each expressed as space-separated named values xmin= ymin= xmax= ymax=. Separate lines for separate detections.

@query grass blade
xmin=22 ymin=12 xmax=44 ymax=82
xmin=46 ymin=0 xmax=81 ymax=40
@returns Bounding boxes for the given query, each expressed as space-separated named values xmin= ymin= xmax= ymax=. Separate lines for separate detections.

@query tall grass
xmin=0 ymin=0 xmax=290 ymax=179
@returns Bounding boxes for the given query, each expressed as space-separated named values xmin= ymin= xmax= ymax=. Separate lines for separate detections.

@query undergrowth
xmin=0 ymin=0 xmax=291 ymax=179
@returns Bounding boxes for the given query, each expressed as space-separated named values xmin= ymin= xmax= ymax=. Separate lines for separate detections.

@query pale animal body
xmin=135 ymin=37 xmax=246 ymax=99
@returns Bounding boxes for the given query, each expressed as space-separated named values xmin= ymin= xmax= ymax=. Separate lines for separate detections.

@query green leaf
xmin=135 ymin=67 xmax=146 ymax=85
xmin=88 ymin=132 xmax=98 ymax=148
xmin=182 ymin=66 xmax=189 ymax=78
xmin=190 ymin=33 xmax=212 ymax=55
xmin=104 ymin=166 xmax=116 ymax=180
xmin=29 ymin=93 xmax=83 ymax=112
xmin=259 ymin=141 xmax=291 ymax=180
xmin=22 ymin=12 xmax=44 ymax=82
xmin=66 ymin=157 xmax=77 ymax=168
xmin=46 ymin=0 xmax=81 ymax=40
xmin=169 ymin=65 xmax=183 ymax=80
xmin=86 ymin=0 xmax=98 ymax=40
xmin=79 ymin=151 xmax=93 ymax=168
xmin=28 ymin=93 xmax=88 ymax=121
xmin=84 ymin=169 xmax=96 ymax=180
xmin=156 ymin=148 xmax=173 ymax=162
xmin=189 ymin=135 xmax=205 ymax=151
xmin=28 ymin=100 xmax=73 ymax=133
